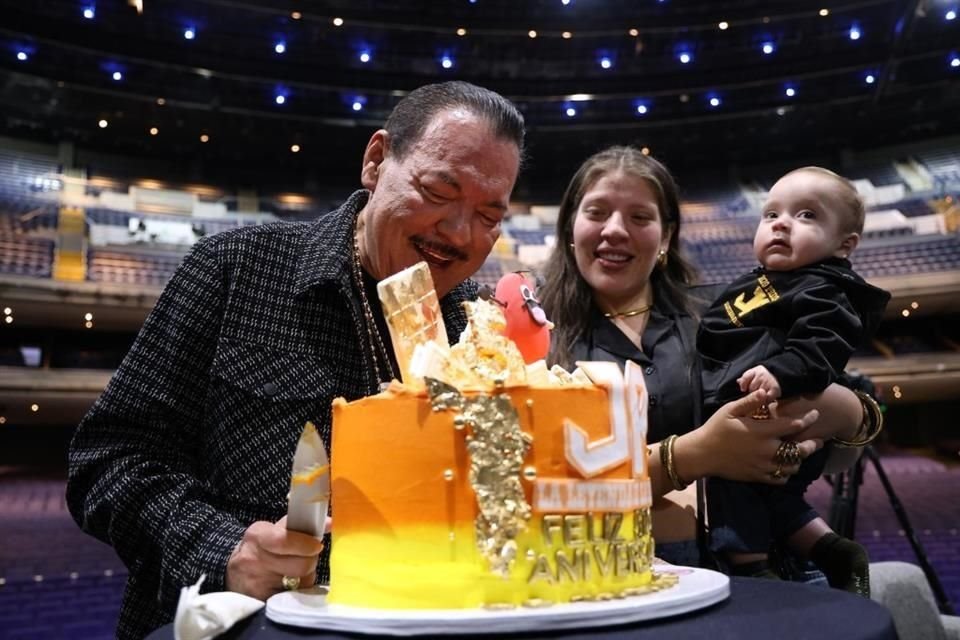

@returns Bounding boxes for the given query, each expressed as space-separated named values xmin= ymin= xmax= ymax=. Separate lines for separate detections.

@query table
xmin=149 ymin=577 xmax=897 ymax=640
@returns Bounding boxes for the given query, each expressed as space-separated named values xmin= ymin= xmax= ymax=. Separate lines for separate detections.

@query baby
xmin=697 ymin=167 xmax=890 ymax=594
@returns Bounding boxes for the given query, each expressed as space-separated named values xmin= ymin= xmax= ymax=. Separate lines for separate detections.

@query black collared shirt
xmin=570 ymin=298 xmax=700 ymax=444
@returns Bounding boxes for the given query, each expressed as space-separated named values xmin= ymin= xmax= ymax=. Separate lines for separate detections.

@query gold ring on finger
xmin=281 ymin=575 xmax=301 ymax=591
xmin=771 ymin=463 xmax=784 ymax=479
xmin=752 ymin=404 xmax=772 ymax=420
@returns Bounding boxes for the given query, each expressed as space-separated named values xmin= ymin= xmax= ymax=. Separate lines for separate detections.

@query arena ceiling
xmin=0 ymin=0 xmax=958 ymax=196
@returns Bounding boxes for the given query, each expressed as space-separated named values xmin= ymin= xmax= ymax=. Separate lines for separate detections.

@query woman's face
xmin=571 ymin=170 xmax=671 ymax=310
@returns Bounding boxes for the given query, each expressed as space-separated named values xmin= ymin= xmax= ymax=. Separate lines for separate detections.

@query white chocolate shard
xmin=377 ymin=262 xmax=448 ymax=384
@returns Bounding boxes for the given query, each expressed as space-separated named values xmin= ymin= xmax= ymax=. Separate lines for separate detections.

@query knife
xmin=286 ymin=421 xmax=330 ymax=538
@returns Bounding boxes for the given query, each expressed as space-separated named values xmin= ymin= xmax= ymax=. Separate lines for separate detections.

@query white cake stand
xmin=266 ymin=566 xmax=729 ymax=636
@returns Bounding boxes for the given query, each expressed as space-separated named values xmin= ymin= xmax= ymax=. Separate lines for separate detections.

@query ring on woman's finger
xmin=752 ymin=404 xmax=772 ymax=420
xmin=281 ymin=575 xmax=301 ymax=591
xmin=771 ymin=463 xmax=785 ymax=479
xmin=774 ymin=440 xmax=802 ymax=467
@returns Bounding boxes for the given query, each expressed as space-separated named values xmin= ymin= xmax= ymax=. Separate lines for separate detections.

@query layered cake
xmin=327 ymin=264 xmax=667 ymax=609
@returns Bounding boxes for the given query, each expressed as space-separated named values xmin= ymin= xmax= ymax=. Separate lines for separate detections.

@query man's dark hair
xmin=384 ymin=81 xmax=525 ymax=160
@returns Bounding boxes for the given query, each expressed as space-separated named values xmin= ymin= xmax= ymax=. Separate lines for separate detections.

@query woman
xmin=540 ymin=146 xmax=867 ymax=567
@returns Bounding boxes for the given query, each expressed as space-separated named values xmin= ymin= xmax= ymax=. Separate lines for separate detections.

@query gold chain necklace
xmin=603 ymin=304 xmax=652 ymax=319
xmin=351 ymin=224 xmax=395 ymax=389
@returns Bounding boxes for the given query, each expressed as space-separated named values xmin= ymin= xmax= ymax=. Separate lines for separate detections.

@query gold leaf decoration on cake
xmin=443 ymin=300 xmax=527 ymax=388
xmin=426 ymin=379 xmax=533 ymax=578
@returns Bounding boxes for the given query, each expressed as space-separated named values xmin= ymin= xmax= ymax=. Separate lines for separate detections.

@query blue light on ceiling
xmin=849 ymin=24 xmax=862 ymax=40
xmin=183 ymin=27 xmax=196 ymax=40
xmin=82 ymin=6 xmax=95 ymax=19
xmin=784 ymin=85 xmax=796 ymax=97
xmin=762 ymin=42 xmax=775 ymax=55
xmin=274 ymin=41 xmax=286 ymax=54
xmin=945 ymin=9 xmax=956 ymax=21
xmin=440 ymin=54 xmax=455 ymax=69
xmin=16 ymin=50 xmax=28 ymax=61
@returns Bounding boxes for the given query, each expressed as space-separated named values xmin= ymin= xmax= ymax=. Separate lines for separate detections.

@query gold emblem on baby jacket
xmin=723 ymin=275 xmax=780 ymax=327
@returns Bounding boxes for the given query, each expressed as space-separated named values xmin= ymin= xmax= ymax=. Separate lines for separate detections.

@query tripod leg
xmin=865 ymin=446 xmax=955 ymax=615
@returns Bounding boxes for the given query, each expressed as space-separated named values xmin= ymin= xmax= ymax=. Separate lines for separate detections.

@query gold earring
xmin=569 ymin=243 xmax=575 ymax=249
xmin=656 ymin=249 xmax=668 ymax=269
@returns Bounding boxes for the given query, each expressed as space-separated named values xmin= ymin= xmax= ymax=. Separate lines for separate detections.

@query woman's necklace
xmin=603 ymin=304 xmax=652 ymax=319
xmin=351 ymin=224 xmax=395 ymax=390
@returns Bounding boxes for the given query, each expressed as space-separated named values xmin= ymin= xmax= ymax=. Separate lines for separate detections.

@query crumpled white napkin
xmin=174 ymin=575 xmax=265 ymax=640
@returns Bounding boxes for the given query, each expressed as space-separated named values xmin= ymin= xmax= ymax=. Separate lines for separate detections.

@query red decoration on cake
xmin=493 ymin=271 xmax=552 ymax=364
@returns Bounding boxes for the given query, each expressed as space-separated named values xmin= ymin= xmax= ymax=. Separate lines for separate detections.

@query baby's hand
xmin=738 ymin=365 xmax=782 ymax=399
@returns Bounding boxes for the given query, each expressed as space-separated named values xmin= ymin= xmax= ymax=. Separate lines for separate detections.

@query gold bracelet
xmin=833 ymin=390 xmax=884 ymax=447
xmin=659 ymin=434 xmax=690 ymax=491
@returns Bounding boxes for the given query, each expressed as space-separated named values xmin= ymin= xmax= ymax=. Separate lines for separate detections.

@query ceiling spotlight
xmin=359 ymin=51 xmax=371 ymax=63
xmin=776 ymin=107 xmax=787 ymax=116
xmin=628 ymin=28 xmax=639 ymax=37
xmin=709 ymin=96 xmax=721 ymax=107
xmin=679 ymin=52 xmax=692 ymax=64
xmin=3 ymin=307 xmax=11 ymax=315
xmin=16 ymin=51 xmax=28 ymax=61
xmin=291 ymin=11 xmax=302 ymax=19
xmin=819 ymin=8 xmax=829 ymax=16
xmin=352 ymin=100 xmax=363 ymax=111
xmin=85 ymin=320 xmax=94 ymax=329
xmin=641 ymin=147 xmax=650 ymax=156
xmin=274 ymin=41 xmax=286 ymax=54
xmin=599 ymin=56 xmax=612 ymax=69
xmin=31 ymin=404 xmax=39 ymax=412
xmin=332 ymin=17 xmax=344 ymax=26
xmin=290 ymin=144 xmax=301 ymax=153
xmin=718 ymin=21 xmax=729 ymax=30
xmin=200 ymin=133 xmax=210 ymax=143
xmin=565 ymin=106 xmax=577 ymax=117
xmin=82 ymin=6 xmax=95 ymax=19
xmin=183 ymin=27 xmax=196 ymax=40
xmin=785 ymin=86 xmax=796 ymax=97
xmin=3 ymin=316 xmax=12 ymax=324
xmin=98 ymin=119 xmax=108 ymax=128
xmin=528 ymin=30 xmax=538 ymax=38
xmin=561 ymin=0 xmax=571 ymax=5
xmin=762 ymin=42 xmax=775 ymax=55
xmin=156 ymin=97 xmax=166 ymax=105
xmin=112 ymin=71 xmax=123 ymax=81
xmin=849 ymin=24 xmax=861 ymax=40
xmin=946 ymin=9 xmax=957 ymax=20
xmin=636 ymin=103 xmax=648 ymax=115
xmin=149 ymin=127 xmax=159 ymax=135
xmin=950 ymin=55 xmax=960 ymax=68
xmin=562 ymin=31 xmax=573 ymax=39
xmin=865 ymin=73 xmax=876 ymax=84
xmin=456 ymin=27 xmax=467 ymax=36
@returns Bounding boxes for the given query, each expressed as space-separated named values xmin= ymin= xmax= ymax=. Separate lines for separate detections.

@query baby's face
xmin=754 ymin=171 xmax=857 ymax=272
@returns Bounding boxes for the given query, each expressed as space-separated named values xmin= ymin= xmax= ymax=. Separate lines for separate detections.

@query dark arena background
xmin=1 ymin=1 xmax=959 ymax=638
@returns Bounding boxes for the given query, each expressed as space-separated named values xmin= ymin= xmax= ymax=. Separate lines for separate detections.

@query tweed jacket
xmin=66 ymin=190 xmax=477 ymax=639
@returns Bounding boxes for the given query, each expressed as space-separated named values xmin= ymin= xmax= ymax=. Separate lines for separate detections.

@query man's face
xmin=357 ymin=108 xmax=520 ymax=297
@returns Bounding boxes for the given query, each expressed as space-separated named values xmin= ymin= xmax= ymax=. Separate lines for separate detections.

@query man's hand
xmin=225 ymin=516 xmax=329 ymax=600
xmin=738 ymin=365 xmax=782 ymax=399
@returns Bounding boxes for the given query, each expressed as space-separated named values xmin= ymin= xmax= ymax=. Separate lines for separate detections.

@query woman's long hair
xmin=540 ymin=146 xmax=700 ymax=370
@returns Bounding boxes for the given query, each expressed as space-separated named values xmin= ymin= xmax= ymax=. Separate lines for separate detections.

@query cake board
xmin=265 ymin=566 xmax=729 ymax=636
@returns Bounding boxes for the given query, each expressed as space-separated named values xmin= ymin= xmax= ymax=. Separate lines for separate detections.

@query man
xmin=66 ymin=80 xmax=524 ymax=639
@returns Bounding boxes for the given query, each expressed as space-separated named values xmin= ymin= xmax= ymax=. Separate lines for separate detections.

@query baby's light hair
xmin=782 ymin=166 xmax=865 ymax=234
